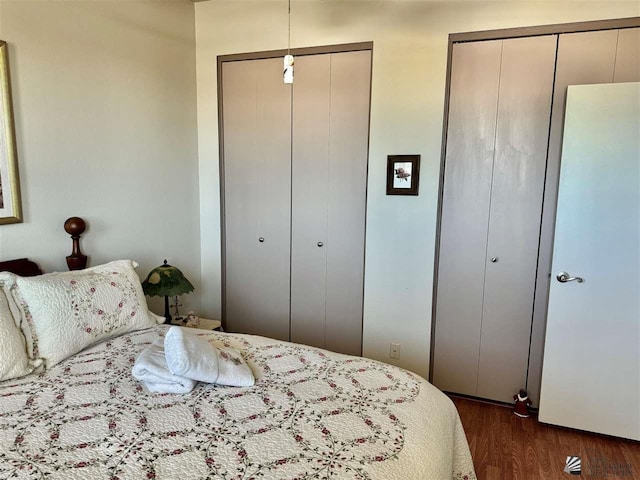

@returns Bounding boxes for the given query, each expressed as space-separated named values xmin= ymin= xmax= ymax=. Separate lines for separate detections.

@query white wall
xmin=196 ymin=0 xmax=639 ymax=379
xmin=0 ymin=0 xmax=200 ymax=315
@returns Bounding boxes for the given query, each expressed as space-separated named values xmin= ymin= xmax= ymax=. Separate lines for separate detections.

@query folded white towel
xmin=164 ymin=326 xmax=219 ymax=383
xmin=132 ymin=340 xmax=197 ymax=394
xmin=216 ymin=346 xmax=255 ymax=387
xmin=164 ymin=326 xmax=255 ymax=387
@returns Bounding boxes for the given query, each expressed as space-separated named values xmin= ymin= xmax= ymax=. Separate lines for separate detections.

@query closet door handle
xmin=258 ymin=237 xmax=265 ymax=243
xmin=317 ymin=242 xmax=324 ymax=247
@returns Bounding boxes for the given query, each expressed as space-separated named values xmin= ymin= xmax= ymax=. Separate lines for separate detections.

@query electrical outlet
xmin=390 ymin=343 xmax=400 ymax=359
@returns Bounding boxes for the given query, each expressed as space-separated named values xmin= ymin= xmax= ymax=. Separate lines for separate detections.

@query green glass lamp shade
xmin=142 ymin=260 xmax=194 ymax=297
xmin=141 ymin=260 xmax=194 ymax=323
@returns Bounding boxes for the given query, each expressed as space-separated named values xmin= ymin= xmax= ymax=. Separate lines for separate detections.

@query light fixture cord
xmin=288 ymin=0 xmax=291 ymax=55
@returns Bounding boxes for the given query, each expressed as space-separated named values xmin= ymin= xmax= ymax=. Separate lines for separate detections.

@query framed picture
xmin=0 ymin=41 xmax=22 ymax=225
xmin=386 ymin=154 xmax=420 ymax=196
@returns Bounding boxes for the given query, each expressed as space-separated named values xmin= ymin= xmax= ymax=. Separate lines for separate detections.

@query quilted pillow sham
xmin=1 ymin=260 xmax=162 ymax=368
xmin=0 ymin=287 xmax=40 ymax=381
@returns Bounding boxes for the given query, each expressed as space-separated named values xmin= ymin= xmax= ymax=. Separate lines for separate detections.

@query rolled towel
xmin=132 ymin=340 xmax=196 ymax=394
xmin=216 ymin=347 xmax=255 ymax=387
xmin=164 ymin=326 xmax=255 ymax=387
xmin=164 ymin=326 xmax=219 ymax=383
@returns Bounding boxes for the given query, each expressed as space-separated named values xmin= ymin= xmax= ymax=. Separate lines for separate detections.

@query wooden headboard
xmin=0 ymin=216 xmax=87 ymax=276
xmin=0 ymin=258 xmax=42 ymax=276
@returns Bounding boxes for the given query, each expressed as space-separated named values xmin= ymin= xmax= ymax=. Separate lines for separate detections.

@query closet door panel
xmin=325 ymin=50 xmax=371 ymax=356
xmin=614 ymin=28 xmax=640 ymax=82
xmin=433 ymin=40 xmax=502 ymax=396
xmin=477 ymin=35 xmax=556 ymax=402
xmin=290 ymin=54 xmax=331 ymax=349
xmin=528 ymin=29 xmax=619 ymax=405
xmin=223 ymin=58 xmax=292 ymax=341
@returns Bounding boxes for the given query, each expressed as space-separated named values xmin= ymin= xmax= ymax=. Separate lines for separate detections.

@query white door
xmin=539 ymin=82 xmax=640 ymax=440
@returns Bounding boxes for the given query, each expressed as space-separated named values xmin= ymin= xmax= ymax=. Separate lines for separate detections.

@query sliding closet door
xmin=476 ymin=36 xmax=556 ymax=401
xmin=324 ymin=51 xmax=370 ymax=356
xmin=222 ymin=58 xmax=292 ymax=341
xmin=290 ymin=54 xmax=331 ymax=349
xmin=614 ymin=28 xmax=640 ymax=82
xmin=290 ymin=50 xmax=371 ymax=355
xmin=434 ymin=36 xmax=555 ymax=403
xmin=433 ymin=40 xmax=502 ymax=396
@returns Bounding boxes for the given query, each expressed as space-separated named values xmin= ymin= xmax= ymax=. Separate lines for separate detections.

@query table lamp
xmin=141 ymin=260 xmax=194 ymax=324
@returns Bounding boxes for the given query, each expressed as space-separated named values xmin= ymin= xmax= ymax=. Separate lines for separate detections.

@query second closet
xmin=433 ymin=22 xmax=640 ymax=405
xmin=433 ymin=35 xmax=556 ymax=404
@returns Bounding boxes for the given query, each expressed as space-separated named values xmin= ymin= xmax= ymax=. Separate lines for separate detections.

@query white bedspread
xmin=0 ymin=326 xmax=476 ymax=479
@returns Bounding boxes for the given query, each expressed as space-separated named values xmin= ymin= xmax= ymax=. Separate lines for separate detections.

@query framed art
xmin=386 ymin=154 xmax=420 ymax=196
xmin=0 ymin=40 xmax=22 ymax=224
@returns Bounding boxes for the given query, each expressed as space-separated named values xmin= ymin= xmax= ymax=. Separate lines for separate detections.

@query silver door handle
xmin=317 ymin=242 xmax=324 ymax=247
xmin=556 ymin=271 xmax=583 ymax=283
xmin=258 ymin=237 xmax=265 ymax=243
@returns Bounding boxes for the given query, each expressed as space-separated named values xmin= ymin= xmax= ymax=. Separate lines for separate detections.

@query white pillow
xmin=0 ymin=287 xmax=38 ymax=381
xmin=2 ymin=260 xmax=162 ymax=368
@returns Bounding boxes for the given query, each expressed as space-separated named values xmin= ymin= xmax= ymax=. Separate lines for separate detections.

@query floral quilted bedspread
xmin=0 ymin=326 xmax=476 ymax=479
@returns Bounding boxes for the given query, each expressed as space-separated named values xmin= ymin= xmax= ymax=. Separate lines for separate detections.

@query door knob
xmin=556 ymin=271 xmax=583 ymax=283
xmin=490 ymin=257 xmax=498 ymax=263
xmin=258 ymin=237 xmax=264 ymax=243
xmin=317 ymin=242 xmax=324 ymax=247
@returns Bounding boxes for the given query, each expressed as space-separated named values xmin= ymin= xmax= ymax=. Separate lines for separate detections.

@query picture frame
xmin=386 ymin=154 xmax=420 ymax=196
xmin=0 ymin=40 xmax=22 ymax=225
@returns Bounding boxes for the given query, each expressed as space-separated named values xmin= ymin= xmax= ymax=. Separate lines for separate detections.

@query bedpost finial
xmin=64 ymin=217 xmax=86 ymax=237
xmin=64 ymin=217 xmax=87 ymax=271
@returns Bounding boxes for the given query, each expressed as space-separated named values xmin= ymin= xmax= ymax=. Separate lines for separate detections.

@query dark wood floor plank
xmin=511 ymin=437 xmax=526 ymax=480
xmin=450 ymin=395 xmax=639 ymax=480
xmin=534 ymin=438 xmax=562 ymax=479
xmin=523 ymin=434 xmax=539 ymax=480
xmin=620 ymin=443 xmax=640 ymax=476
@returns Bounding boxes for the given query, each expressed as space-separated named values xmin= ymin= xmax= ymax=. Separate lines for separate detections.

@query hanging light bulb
xmin=283 ymin=0 xmax=294 ymax=84
xmin=284 ymin=54 xmax=294 ymax=84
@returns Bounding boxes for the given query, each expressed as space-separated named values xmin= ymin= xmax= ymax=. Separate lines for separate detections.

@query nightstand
xmin=194 ymin=318 xmax=222 ymax=331
xmin=170 ymin=317 xmax=222 ymax=331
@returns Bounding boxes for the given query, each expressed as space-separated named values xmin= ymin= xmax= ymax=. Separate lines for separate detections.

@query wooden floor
xmin=451 ymin=396 xmax=640 ymax=480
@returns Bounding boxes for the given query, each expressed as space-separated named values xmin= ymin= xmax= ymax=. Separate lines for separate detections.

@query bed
xmin=0 ymin=254 xmax=476 ymax=479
